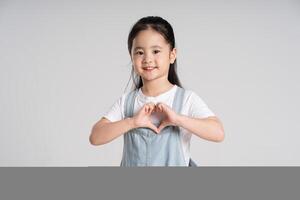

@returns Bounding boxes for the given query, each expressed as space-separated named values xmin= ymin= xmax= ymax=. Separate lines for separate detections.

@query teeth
xmin=144 ymin=67 xmax=155 ymax=70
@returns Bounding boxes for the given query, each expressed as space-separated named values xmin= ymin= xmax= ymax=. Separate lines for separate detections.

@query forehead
xmin=132 ymin=29 xmax=169 ymax=49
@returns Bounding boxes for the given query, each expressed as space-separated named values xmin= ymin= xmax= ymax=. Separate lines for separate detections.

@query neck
xmin=141 ymin=77 xmax=174 ymax=97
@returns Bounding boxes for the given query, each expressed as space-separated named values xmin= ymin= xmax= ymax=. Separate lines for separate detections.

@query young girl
xmin=90 ymin=16 xmax=225 ymax=166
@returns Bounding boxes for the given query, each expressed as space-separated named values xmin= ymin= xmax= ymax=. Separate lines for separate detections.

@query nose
xmin=142 ymin=52 xmax=153 ymax=64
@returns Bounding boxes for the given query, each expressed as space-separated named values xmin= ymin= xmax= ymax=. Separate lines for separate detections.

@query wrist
xmin=126 ymin=117 xmax=137 ymax=130
xmin=174 ymin=114 xmax=184 ymax=127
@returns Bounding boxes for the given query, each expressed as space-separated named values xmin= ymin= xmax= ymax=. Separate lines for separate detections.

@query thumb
xmin=157 ymin=121 xmax=168 ymax=133
xmin=147 ymin=122 xmax=159 ymax=134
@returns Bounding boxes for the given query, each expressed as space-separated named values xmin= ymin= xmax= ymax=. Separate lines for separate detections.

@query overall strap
xmin=124 ymin=89 xmax=138 ymax=118
xmin=172 ymin=86 xmax=185 ymax=113
xmin=172 ymin=87 xmax=198 ymax=167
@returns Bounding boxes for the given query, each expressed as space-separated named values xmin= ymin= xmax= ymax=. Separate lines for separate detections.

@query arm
xmin=175 ymin=115 xmax=225 ymax=142
xmin=89 ymin=103 xmax=158 ymax=146
xmin=89 ymin=117 xmax=136 ymax=146
xmin=155 ymin=103 xmax=225 ymax=142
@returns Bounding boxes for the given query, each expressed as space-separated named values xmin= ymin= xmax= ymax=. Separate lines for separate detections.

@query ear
xmin=170 ymin=48 xmax=177 ymax=64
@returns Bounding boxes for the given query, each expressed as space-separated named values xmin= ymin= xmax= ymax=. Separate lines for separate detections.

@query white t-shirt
xmin=103 ymin=84 xmax=215 ymax=165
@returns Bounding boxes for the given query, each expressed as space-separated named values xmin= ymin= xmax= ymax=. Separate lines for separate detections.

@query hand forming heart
xmin=132 ymin=102 xmax=180 ymax=134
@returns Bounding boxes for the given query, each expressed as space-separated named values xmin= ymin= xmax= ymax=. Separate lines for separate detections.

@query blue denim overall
xmin=120 ymin=87 xmax=197 ymax=167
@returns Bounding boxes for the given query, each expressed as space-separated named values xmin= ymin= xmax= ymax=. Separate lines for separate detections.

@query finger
xmin=149 ymin=103 xmax=154 ymax=112
xmin=147 ymin=106 xmax=153 ymax=115
xmin=146 ymin=105 xmax=151 ymax=113
xmin=147 ymin=106 xmax=150 ymax=113
xmin=157 ymin=125 xmax=164 ymax=133
xmin=157 ymin=121 xmax=167 ymax=133
xmin=156 ymin=103 xmax=162 ymax=112
xmin=148 ymin=122 xmax=159 ymax=134
xmin=154 ymin=104 xmax=158 ymax=112
xmin=145 ymin=103 xmax=154 ymax=113
xmin=159 ymin=103 xmax=172 ymax=114
xmin=149 ymin=103 xmax=155 ymax=112
xmin=159 ymin=104 xmax=164 ymax=112
xmin=148 ymin=102 xmax=155 ymax=107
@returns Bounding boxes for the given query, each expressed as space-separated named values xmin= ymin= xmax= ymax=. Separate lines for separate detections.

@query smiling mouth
xmin=143 ymin=67 xmax=158 ymax=71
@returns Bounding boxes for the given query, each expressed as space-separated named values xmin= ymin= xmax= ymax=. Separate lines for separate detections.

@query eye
xmin=135 ymin=51 xmax=143 ymax=55
xmin=153 ymin=50 xmax=160 ymax=54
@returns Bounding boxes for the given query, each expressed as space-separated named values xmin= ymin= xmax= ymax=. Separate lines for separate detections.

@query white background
xmin=0 ymin=0 xmax=299 ymax=166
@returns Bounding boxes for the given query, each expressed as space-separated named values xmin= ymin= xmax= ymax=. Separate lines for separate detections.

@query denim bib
xmin=120 ymin=87 xmax=197 ymax=167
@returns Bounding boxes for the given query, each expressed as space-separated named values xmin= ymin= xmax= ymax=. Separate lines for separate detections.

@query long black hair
xmin=127 ymin=16 xmax=183 ymax=90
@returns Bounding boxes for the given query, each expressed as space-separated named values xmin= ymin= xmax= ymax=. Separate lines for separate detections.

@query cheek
xmin=132 ymin=56 xmax=143 ymax=64
xmin=132 ymin=66 xmax=140 ymax=74
xmin=132 ymin=62 xmax=142 ymax=73
xmin=157 ymin=53 xmax=169 ymax=61
xmin=157 ymin=56 xmax=170 ymax=66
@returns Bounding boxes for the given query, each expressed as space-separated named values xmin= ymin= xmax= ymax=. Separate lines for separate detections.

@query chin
xmin=140 ymin=75 xmax=158 ymax=81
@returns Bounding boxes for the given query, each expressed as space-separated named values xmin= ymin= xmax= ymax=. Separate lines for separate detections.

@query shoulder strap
xmin=172 ymin=86 xmax=185 ymax=114
xmin=124 ymin=89 xmax=138 ymax=118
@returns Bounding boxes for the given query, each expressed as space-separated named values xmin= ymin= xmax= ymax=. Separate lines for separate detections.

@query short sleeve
xmin=103 ymin=94 xmax=125 ymax=122
xmin=188 ymin=92 xmax=215 ymax=118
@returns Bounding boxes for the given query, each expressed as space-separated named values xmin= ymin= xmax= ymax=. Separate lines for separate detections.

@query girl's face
xmin=130 ymin=29 xmax=176 ymax=83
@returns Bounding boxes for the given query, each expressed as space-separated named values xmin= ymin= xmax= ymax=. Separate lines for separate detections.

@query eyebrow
xmin=133 ymin=45 xmax=162 ymax=51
